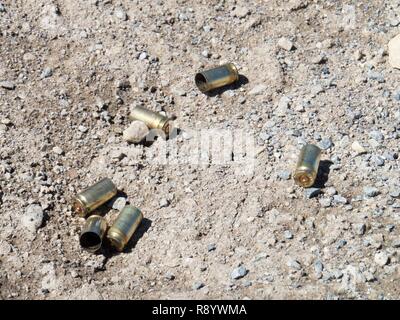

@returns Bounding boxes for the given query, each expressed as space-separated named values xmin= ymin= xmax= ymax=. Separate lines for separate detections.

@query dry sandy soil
xmin=0 ymin=0 xmax=399 ymax=299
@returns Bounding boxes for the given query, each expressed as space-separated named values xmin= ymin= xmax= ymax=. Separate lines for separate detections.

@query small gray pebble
xmin=243 ymin=280 xmax=252 ymax=287
xmin=192 ymin=282 xmax=204 ymax=290
xmin=284 ymin=230 xmax=293 ymax=239
xmin=332 ymin=195 xmax=347 ymax=204
xmin=159 ymin=198 xmax=169 ymax=208
xmin=78 ymin=125 xmax=88 ymax=133
xmin=353 ymin=223 xmax=366 ymax=235
xmin=392 ymin=240 xmax=400 ymax=248
xmin=0 ymin=80 xmax=15 ymax=90
xmin=259 ymin=132 xmax=271 ymax=141
xmin=369 ymin=130 xmax=384 ymax=142
xmin=383 ymin=152 xmax=397 ymax=161
xmin=40 ymin=67 xmax=53 ymax=79
xmin=287 ymin=259 xmax=302 ymax=270
xmin=165 ymin=272 xmax=175 ymax=281
xmin=278 ymin=170 xmax=291 ymax=180
xmin=372 ymin=155 xmax=385 ymax=166
xmin=305 ymin=188 xmax=321 ymax=199
xmin=238 ymin=96 xmax=246 ymax=104
xmin=332 ymin=270 xmax=343 ymax=279
xmin=231 ymin=266 xmax=248 ymax=280
xmin=389 ymin=188 xmax=400 ymax=198
xmin=364 ymin=272 xmax=376 ymax=282
xmin=336 ymin=239 xmax=347 ymax=249
xmin=319 ymin=197 xmax=332 ymax=208
xmin=367 ymin=70 xmax=385 ymax=83
xmin=325 ymin=187 xmax=337 ymax=196
xmin=386 ymin=224 xmax=395 ymax=232
xmin=319 ymin=138 xmax=333 ymax=150
xmin=207 ymin=243 xmax=216 ymax=252
xmin=314 ymin=260 xmax=324 ymax=273
xmin=393 ymin=91 xmax=400 ymax=101
xmin=363 ymin=186 xmax=380 ymax=198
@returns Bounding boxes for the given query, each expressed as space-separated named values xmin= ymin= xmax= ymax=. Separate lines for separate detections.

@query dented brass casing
xmin=129 ymin=106 xmax=171 ymax=135
xmin=107 ymin=205 xmax=143 ymax=251
xmin=293 ymin=144 xmax=321 ymax=188
xmin=195 ymin=63 xmax=239 ymax=93
xmin=79 ymin=215 xmax=108 ymax=253
xmin=73 ymin=178 xmax=117 ymax=217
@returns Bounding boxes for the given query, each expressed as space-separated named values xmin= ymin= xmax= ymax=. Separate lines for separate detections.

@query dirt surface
xmin=1 ymin=0 xmax=400 ymax=300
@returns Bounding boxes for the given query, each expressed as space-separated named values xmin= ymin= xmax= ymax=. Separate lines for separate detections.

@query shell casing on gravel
xmin=107 ymin=205 xmax=143 ymax=251
xmin=129 ymin=106 xmax=171 ymax=135
xmin=73 ymin=178 xmax=117 ymax=217
xmin=79 ymin=215 xmax=108 ymax=253
xmin=195 ymin=63 xmax=239 ymax=93
xmin=293 ymin=144 xmax=321 ymax=188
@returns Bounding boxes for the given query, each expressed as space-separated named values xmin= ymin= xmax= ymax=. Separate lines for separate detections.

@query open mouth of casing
xmin=195 ymin=73 xmax=208 ymax=92
xmin=80 ymin=232 xmax=102 ymax=252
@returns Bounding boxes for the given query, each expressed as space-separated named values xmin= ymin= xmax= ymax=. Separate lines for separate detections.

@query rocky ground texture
xmin=0 ymin=0 xmax=400 ymax=299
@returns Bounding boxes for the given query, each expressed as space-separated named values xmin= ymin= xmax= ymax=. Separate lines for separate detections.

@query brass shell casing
xmin=73 ymin=178 xmax=117 ymax=217
xmin=129 ymin=106 xmax=171 ymax=135
xmin=79 ymin=215 xmax=108 ymax=253
xmin=293 ymin=144 xmax=321 ymax=188
xmin=107 ymin=205 xmax=143 ymax=251
xmin=195 ymin=63 xmax=239 ymax=93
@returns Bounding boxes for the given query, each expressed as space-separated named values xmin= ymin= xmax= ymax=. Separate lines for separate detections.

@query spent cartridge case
xmin=107 ymin=205 xmax=143 ymax=251
xmin=73 ymin=178 xmax=117 ymax=217
xmin=79 ymin=215 xmax=108 ymax=253
xmin=129 ymin=106 xmax=171 ymax=135
xmin=293 ymin=144 xmax=321 ymax=188
xmin=195 ymin=63 xmax=239 ymax=93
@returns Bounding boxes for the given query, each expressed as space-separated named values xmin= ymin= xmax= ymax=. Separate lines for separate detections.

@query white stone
xmin=115 ymin=7 xmax=127 ymax=21
xmin=388 ymin=34 xmax=400 ymax=69
xmin=123 ymin=120 xmax=149 ymax=143
xmin=278 ymin=37 xmax=294 ymax=51
xmin=351 ymin=141 xmax=367 ymax=154
xmin=108 ymin=197 xmax=127 ymax=211
xmin=78 ymin=125 xmax=88 ymax=133
xmin=21 ymin=204 xmax=44 ymax=232
xmin=52 ymin=146 xmax=64 ymax=155
xmin=374 ymin=252 xmax=389 ymax=267
xmin=138 ymin=52 xmax=147 ymax=60
xmin=233 ymin=6 xmax=250 ymax=18
xmin=275 ymin=96 xmax=291 ymax=116
xmin=248 ymin=84 xmax=267 ymax=95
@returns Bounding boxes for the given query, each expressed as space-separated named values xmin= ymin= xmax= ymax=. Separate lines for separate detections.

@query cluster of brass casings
xmin=73 ymin=63 xmax=322 ymax=253
xmin=293 ymin=144 xmax=322 ymax=188
xmin=73 ymin=178 xmax=143 ymax=253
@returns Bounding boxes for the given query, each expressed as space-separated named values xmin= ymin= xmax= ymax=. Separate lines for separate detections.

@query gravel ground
xmin=1 ymin=0 xmax=400 ymax=300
